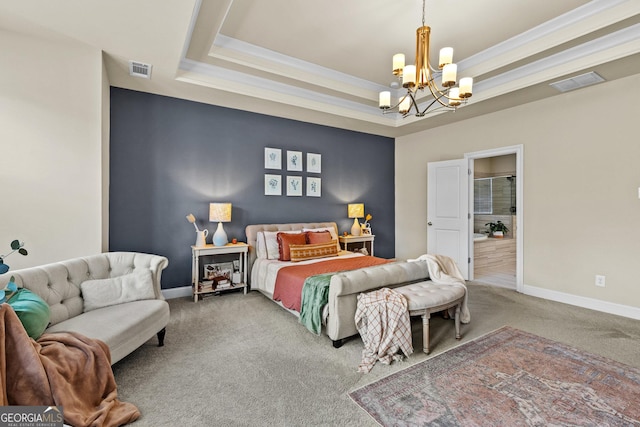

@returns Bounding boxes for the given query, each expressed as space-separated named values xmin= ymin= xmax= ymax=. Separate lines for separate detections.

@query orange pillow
xmin=305 ymin=230 xmax=332 ymax=244
xmin=290 ymin=240 xmax=339 ymax=262
xmin=277 ymin=232 xmax=307 ymax=261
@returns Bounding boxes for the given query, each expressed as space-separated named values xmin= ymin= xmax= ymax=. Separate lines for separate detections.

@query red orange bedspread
xmin=273 ymin=256 xmax=390 ymax=312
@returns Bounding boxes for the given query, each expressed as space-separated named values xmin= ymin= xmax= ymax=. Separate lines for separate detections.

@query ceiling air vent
xmin=128 ymin=60 xmax=152 ymax=79
xmin=549 ymin=71 xmax=605 ymax=93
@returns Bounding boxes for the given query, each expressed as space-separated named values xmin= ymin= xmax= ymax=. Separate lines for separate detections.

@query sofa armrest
xmin=104 ymin=252 xmax=169 ymax=300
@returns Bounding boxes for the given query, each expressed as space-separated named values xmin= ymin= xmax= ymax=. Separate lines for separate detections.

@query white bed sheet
xmin=251 ymin=250 xmax=361 ymax=298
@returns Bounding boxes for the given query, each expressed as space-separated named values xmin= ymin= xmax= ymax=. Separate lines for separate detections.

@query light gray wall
xmin=396 ymin=73 xmax=640 ymax=310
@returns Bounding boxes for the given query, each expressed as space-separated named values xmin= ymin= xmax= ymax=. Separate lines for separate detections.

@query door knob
xmin=427 ymin=222 xmax=432 ymax=226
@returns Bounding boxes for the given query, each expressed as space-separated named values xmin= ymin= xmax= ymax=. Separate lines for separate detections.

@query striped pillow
xmin=289 ymin=240 xmax=339 ymax=262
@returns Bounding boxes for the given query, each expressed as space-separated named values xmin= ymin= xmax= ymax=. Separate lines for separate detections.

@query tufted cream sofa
xmin=0 ymin=252 xmax=169 ymax=364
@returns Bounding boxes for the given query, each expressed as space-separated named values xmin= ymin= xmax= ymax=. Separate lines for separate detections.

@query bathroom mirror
xmin=474 ymin=176 xmax=516 ymax=215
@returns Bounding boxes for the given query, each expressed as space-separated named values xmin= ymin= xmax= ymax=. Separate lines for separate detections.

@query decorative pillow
xmin=256 ymin=231 xmax=267 ymax=259
xmin=303 ymin=227 xmax=341 ymax=252
xmin=290 ymin=240 xmax=339 ymax=262
xmin=8 ymin=288 xmax=51 ymax=340
xmin=263 ymin=230 xmax=302 ymax=260
xmin=81 ymin=270 xmax=155 ymax=312
xmin=277 ymin=232 xmax=307 ymax=261
xmin=305 ymin=230 xmax=332 ymax=244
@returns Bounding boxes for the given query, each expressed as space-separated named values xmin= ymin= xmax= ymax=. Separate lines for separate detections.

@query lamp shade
xmin=348 ymin=203 xmax=364 ymax=219
xmin=209 ymin=203 xmax=232 ymax=223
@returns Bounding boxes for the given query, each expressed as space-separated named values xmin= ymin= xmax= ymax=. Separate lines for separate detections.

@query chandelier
xmin=379 ymin=0 xmax=473 ymax=117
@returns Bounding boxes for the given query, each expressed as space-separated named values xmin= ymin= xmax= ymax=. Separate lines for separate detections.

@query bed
xmin=246 ymin=222 xmax=431 ymax=347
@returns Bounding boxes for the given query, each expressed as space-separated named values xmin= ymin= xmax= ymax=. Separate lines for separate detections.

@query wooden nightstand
xmin=339 ymin=234 xmax=375 ymax=256
xmin=191 ymin=243 xmax=248 ymax=302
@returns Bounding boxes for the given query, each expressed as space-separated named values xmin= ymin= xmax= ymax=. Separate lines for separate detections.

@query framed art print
xmin=287 ymin=176 xmax=302 ymax=196
xmin=265 ymin=174 xmax=282 ymax=196
xmin=307 ymin=153 xmax=321 ymax=173
xmin=307 ymin=177 xmax=321 ymax=197
xmin=287 ymin=150 xmax=303 ymax=171
xmin=265 ymin=147 xmax=282 ymax=170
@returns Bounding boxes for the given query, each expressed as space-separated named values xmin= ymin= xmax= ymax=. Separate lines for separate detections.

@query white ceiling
xmin=1 ymin=0 xmax=639 ymax=137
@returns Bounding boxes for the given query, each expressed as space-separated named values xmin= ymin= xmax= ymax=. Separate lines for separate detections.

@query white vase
xmin=195 ymin=230 xmax=208 ymax=247
xmin=212 ymin=222 xmax=228 ymax=246
xmin=351 ymin=218 xmax=361 ymax=236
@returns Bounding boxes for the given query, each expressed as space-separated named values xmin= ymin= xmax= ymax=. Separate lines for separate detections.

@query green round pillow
xmin=8 ymin=288 xmax=51 ymax=340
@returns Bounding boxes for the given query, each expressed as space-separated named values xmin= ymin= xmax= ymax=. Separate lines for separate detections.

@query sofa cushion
xmin=81 ymin=270 xmax=155 ymax=312
xmin=46 ymin=299 xmax=170 ymax=364
xmin=8 ymin=288 xmax=51 ymax=340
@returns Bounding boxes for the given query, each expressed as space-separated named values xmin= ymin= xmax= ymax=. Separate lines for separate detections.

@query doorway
xmin=465 ymin=145 xmax=523 ymax=292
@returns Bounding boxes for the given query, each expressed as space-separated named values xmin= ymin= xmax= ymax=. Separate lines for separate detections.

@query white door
xmin=427 ymin=159 xmax=469 ymax=279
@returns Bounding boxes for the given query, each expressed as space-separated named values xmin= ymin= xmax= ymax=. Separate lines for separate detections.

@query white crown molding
xmin=523 ymin=284 xmax=640 ymax=321
xmin=176 ymin=0 xmax=640 ymax=129
xmin=210 ymin=34 xmax=387 ymax=100
xmin=474 ymin=24 xmax=640 ymax=102
xmin=460 ymin=0 xmax=637 ymax=76
xmin=178 ymin=58 xmax=399 ymax=126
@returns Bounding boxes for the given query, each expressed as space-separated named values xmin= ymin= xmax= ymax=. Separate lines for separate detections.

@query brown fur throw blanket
xmin=0 ymin=304 xmax=140 ymax=426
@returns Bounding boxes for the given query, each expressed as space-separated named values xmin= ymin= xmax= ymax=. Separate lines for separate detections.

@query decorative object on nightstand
xmin=348 ymin=203 xmax=364 ymax=236
xmin=209 ymin=203 xmax=232 ymax=246
xmin=339 ymin=234 xmax=375 ymax=256
xmin=186 ymin=214 xmax=208 ymax=247
xmin=361 ymin=213 xmax=372 ymax=235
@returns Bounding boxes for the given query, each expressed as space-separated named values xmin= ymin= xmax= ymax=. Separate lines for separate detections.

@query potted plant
xmin=485 ymin=221 xmax=509 ymax=238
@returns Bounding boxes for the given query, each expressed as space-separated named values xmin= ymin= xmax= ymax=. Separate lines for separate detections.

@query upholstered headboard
xmin=245 ymin=222 xmax=339 ymax=284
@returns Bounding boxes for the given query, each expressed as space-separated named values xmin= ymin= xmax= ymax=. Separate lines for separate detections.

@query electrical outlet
xmin=595 ymin=275 xmax=606 ymax=287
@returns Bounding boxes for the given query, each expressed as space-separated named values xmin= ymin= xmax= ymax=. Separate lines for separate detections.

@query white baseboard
xmin=522 ymin=284 xmax=640 ymax=321
xmin=162 ymin=286 xmax=192 ymax=300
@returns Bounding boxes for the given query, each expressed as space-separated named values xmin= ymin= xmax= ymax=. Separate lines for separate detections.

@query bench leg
xmin=157 ymin=328 xmax=166 ymax=347
xmin=422 ymin=312 xmax=431 ymax=354
xmin=454 ymin=304 xmax=461 ymax=340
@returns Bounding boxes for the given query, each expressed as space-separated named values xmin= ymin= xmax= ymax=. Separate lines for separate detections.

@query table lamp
xmin=348 ymin=203 xmax=364 ymax=236
xmin=209 ymin=203 xmax=232 ymax=246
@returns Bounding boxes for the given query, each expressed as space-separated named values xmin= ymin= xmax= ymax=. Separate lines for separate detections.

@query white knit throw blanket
xmin=409 ymin=254 xmax=471 ymax=324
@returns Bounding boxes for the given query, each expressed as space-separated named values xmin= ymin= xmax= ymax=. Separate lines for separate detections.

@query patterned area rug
xmin=350 ymin=326 xmax=640 ymax=426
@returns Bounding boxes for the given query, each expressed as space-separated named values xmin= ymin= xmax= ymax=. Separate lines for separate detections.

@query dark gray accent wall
xmin=109 ymin=88 xmax=395 ymax=289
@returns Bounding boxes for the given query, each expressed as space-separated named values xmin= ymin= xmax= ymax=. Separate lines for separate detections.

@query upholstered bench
xmin=394 ymin=281 xmax=465 ymax=354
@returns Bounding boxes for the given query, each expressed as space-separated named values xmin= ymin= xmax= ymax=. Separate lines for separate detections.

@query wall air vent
xmin=128 ymin=60 xmax=152 ymax=79
xmin=549 ymin=71 xmax=605 ymax=93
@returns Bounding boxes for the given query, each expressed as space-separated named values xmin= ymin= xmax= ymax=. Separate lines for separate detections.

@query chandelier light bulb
xmin=392 ymin=53 xmax=405 ymax=76
xmin=449 ymin=88 xmax=461 ymax=106
xmin=399 ymin=96 xmax=411 ymax=114
xmin=439 ymin=47 xmax=453 ymax=68
xmin=442 ymin=63 xmax=457 ymax=87
xmin=379 ymin=91 xmax=391 ymax=109
xmin=402 ymin=65 xmax=416 ymax=88
xmin=459 ymin=77 xmax=473 ymax=98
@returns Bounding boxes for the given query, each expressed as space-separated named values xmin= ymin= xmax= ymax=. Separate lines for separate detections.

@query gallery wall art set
xmin=264 ymin=147 xmax=322 ymax=197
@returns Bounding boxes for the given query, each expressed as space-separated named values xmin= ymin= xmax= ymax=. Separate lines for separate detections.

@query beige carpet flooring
xmin=112 ymin=283 xmax=640 ymax=426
